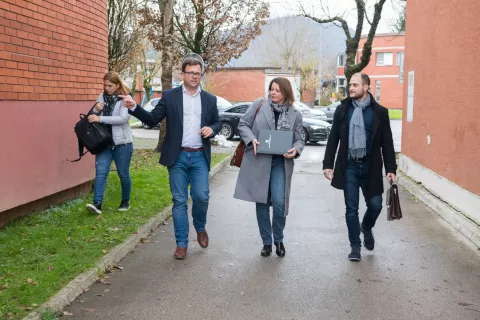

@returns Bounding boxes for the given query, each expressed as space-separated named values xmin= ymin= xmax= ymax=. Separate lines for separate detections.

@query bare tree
xmin=302 ymin=0 xmax=388 ymax=84
xmin=138 ymin=43 xmax=162 ymax=102
xmin=108 ymin=0 xmax=144 ymax=73
xmin=139 ymin=0 xmax=176 ymax=151
xmin=391 ymin=0 xmax=406 ymax=33
xmin=173 ymin=0 xmax=270 ymax=70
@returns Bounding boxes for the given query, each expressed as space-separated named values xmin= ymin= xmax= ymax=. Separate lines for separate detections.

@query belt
xmin=181 ymin=147 xmax=204 ymax=152
xmin=352 ymin=156 xmax=369 ymax=163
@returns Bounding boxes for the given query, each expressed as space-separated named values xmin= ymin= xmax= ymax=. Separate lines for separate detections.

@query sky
xmin=266 ymin=0 xmax=401 ymax=34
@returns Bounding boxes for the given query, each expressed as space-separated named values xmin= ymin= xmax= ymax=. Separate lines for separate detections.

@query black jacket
xmin=129 ymin=86 xmax=221 ymax=169
xmin=323 ymin=94 xmax=397 ymax=196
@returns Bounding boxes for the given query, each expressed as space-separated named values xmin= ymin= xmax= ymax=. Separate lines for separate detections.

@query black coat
xmin=323 ymin=95 xmax=397 ymax=196
xmin=129 ymin=87 xmax=221 ymax=170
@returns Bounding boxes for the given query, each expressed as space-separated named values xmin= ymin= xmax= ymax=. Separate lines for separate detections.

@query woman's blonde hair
xmin=103 ymin=71 xmax=130 ymax=96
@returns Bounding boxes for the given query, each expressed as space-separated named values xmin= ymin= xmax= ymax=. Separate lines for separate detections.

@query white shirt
xmin=181 ymin=86 xmax=203 ymax=148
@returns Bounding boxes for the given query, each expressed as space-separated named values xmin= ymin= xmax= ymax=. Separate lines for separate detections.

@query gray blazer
xmin=96 ymin=94 xmax=133 ymax=145
xmin=233 ymin=98 xmax=305 ymax=216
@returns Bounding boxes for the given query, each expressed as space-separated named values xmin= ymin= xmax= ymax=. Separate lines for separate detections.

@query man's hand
xmin=252 ymin=139 xmax=260 ymax=155
xmin=324 ymin=169 xmax=334 ymax=180
xmin=88 ymin=115 xmax=100 ymax=123
xmin=283 ymin=148 xmax=297 ymax=159
xmin=119 ymin=95 xmax=136 ymax=109
xmin=386 ymin=173 xmax=396 ymax=184
xmin=200 ymin=126 xmax=213 ymax=138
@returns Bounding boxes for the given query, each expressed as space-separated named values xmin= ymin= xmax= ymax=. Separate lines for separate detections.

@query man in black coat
xmin=323 ymin=73 xmax=396 ymax=261
xmin=121 ymin=54 xmax=221 ymax=260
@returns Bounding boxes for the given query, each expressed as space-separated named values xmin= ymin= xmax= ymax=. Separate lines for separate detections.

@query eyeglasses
xmin=183 ymin=71 xmax=202 ymax=78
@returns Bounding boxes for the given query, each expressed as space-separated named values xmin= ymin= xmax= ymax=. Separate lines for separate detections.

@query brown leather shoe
xmin=197 ymin=231 xmax=209 ymax=248
xmin=173 ymin=247 xmax=187 ymax=259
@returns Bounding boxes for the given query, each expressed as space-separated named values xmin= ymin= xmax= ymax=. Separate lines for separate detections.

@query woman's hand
xmin=252 ymin=139 xmax=260 ymax=155
xmin=88 ymin=115 xmax=100 ymax=123
xmin=283 ymin=148 xmax=297 ymax=159
xmin=94 ymin=102 xmax=104 ymax=113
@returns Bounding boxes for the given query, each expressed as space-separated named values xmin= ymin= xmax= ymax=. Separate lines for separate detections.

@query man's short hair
xmin=181 ymin=53 xmax=204 ymax=73
xmin=356 ymin=73 xmax=370 ymax=86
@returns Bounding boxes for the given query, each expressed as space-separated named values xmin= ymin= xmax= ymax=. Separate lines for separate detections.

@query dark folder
xmin=256 ymin=130 xmax=293 ymax=155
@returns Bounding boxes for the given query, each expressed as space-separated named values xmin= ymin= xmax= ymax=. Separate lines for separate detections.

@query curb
xmin=23 ymin=152 xmax=233 ymax=320
xmin=397 ymin=171 xmax=480 ymax=249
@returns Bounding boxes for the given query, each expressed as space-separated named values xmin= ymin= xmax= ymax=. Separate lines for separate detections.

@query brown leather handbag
xmin=230 ymin=99 xmax=264 ymax=168
xmin=386 ymin=181 xmax=402 ymax=221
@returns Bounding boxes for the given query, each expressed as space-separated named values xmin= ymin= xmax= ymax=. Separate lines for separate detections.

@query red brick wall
xmin=0 ymin=0 xmax=107 ymax=101
xmin=402 ymin=0 xmax=480 ymax=195
xmin=0 ymin=0 xmax=108 ymax=213
xmin=208 ymin=70 xmax=266 ymax=103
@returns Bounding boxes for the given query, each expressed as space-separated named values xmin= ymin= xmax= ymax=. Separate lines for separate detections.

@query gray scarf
xmin=268 ymin=95 xmax=291 ymax=131
xmin=348 ymin=94 xmax=371 ymax=159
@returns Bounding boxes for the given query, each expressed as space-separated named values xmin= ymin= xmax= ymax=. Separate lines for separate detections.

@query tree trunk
xmin=155 ymin=0 xmax=175 ymax=153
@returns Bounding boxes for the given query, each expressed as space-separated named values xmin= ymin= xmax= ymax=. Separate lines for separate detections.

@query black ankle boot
xmin=261 ymin=245 xmax=272 ymax=257
xmin=274 ymin=242 xmax=285 ymax=257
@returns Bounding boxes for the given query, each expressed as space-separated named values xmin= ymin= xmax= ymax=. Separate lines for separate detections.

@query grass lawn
xmin=388 ymin=109 xmax=403 ymax=120
xmin=0 ymin=150 xmax=229 ymax=320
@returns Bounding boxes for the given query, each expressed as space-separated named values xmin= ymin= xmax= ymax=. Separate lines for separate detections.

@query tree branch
xmin=302 ymin=13 xmax=352 ymax=41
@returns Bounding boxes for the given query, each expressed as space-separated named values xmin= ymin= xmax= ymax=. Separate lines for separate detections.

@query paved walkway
xmin=64 ymin=144 xmax=480 ymax=319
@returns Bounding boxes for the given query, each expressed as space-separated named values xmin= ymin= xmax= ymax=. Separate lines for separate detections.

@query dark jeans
xmin=94 ymin=143 xmax=133 ymax=203
xmin=256 ymin=156 xmax=286 ymax=245
xmin=167 ymin=150 xmax=210 ymax=249
xmin=344 ymin=159 xmax=383 ymax=248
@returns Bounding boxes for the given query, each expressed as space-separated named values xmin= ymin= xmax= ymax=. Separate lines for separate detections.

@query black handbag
xmin=67 ymin=113 xmax=113 ymax=162
xmin=386 ymin=181 xmax=402 ymax=221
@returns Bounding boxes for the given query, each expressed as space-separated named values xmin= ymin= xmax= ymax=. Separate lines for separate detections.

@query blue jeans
xmin=256 ymin=156 xmax=286 ymax=245
xmin=168 ymin=150 xmax=210 ymax=249
xmin=344 ymin=159 xmax=383 ymax=247
xmin=94 ymin=143 xmax=133 ymax=203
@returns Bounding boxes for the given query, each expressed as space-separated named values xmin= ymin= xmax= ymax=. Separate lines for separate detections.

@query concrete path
xmin=64 ymin=144 xmax=480 ymax=320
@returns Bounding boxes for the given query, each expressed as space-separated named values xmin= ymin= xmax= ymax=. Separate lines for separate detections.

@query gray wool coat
xmin=233 ymin=98 xmax=305 ymax=216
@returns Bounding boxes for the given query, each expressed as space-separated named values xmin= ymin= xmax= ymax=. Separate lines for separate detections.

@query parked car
xmin=317 ymin=101 xmax=341 ymax=123
xmin=218 ymin=102 xmax=331 ymax=143
xmin=302 ymin=117 xmax=332 ymax=143
xmin=142 ymin=98 xmax=161 ymax=129
xmin=293 ymin=101 xmax=328 ymax=121
xmin=218 ymin=103 xmax=250 ymax=140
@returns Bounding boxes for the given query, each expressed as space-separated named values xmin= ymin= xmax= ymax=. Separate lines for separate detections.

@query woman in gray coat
xmin=234 ymin=78 xmax=305 ymax=257
xmin=85 ymin=71 xmax=133 ymax=215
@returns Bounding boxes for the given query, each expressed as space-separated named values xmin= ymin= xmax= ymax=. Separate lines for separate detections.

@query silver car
xmin=294 ymin=101 xmax=328 ymax=121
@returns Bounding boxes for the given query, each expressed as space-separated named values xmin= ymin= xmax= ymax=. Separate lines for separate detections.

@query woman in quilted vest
xmin=85 ymin=71 xmax=133 ymax=214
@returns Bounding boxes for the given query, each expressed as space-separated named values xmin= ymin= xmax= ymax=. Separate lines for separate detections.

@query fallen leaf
xmin=96 ymin=216 xmax=103 ymax=220
xmin=63 ymin=311 xmax=73 ymax=316
xmin=104 ymin=289 xmax=110 ymax=292
xmin=102 ymin=250 xmax=107 ymax=254
xmin=27 ymin=279 xmax=33 ymax=284
xmin=96 ymin=294 xmax=104 ymax=297
xmin=31 ymin=304 xmax=38 ymax=307
xmin=47 ymin=265 xmax=53 ymax=271
xmin=114 ymin=265 xmax=124 ymax=271
xmin=66 ymin=237 xmax=71 ymax=241
xmin=120 ymin=312 xmax=125 ymax=316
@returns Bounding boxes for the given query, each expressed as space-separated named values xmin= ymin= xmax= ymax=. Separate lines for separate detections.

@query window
xmin=375 ymin=81 xmax=381 ymax=102
xmin=339 ymin=79 xmax=346 ymax=86
xmin=376 ymin=52 xmax=393 ymax=66
xmin=407 ymin=71 xmax=415 ymax=122
xmin=337 ymin=54 xmax=345 ymax=67
xmin=396 ymin=52 xmax=404 ymax=67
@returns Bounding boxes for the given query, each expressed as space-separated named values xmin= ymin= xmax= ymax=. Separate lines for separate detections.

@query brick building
xmin=0 ymin=0 xmax=108 ymax=226
xmin=336 ymin=33 xmax=405 ymax=109
xmin=399 ymin=0 xmax=480 ymax=246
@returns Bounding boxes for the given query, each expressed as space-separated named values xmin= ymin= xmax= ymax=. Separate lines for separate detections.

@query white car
xmin=141 ymin=98 xmax=161 ymax=129
xmin=293 ymin=101 xmax=328 ymax=121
